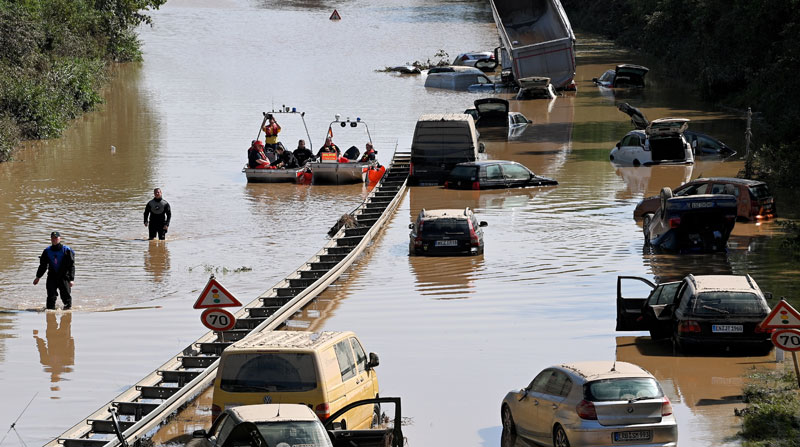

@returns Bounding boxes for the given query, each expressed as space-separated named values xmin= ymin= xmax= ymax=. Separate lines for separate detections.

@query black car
xmin=593 ymin=64 xmax=649 ymax=88
xmin=409 ymin=208 xmax=487 ymax=256
xmin=444 ymin=161 xmax=558 ymax=190
xmin=616 ymin=275 xmax=774 ymax=354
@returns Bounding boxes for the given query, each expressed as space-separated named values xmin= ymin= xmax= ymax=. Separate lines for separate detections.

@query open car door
xmin=616 ymin=276 xmax=655 ymax=331
xmin=326 ymin=397 xmax=402 ymax=447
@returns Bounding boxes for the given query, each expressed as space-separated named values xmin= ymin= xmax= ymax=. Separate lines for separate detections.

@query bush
xmin=739 ymin=368 xmax=800 ymax=447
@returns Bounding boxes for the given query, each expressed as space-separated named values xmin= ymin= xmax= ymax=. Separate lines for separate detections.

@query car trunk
xmin=649 ymin=137 xmax=687 ymax=162
xmin=694 ymin=318 xmax=768 ymax=342
xmin=594 ymin=400 xmax=664 ymax=426
xmin=445 ymin=165 xmax=479 ymax=189
xmin=419 ymin=219 xmax=471 ymax=254
xmin=474 ymin=98 xmax=509 ymax=128
xmin=614 ymin=65 xmax=649 ymax=87
xmin=688 ymin=291 xmax=770 ymax=342
xmin=749 ymin=185 xmax=776 ymax=216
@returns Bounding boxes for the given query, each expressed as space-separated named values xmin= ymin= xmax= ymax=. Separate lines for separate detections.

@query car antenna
xmin=611 ymin=360 xmax=616 ymax=372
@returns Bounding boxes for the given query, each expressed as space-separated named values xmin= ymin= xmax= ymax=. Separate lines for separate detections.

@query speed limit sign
xmin=201 ymin=308 xmax=236 ymax=332
xmin=771 ymin=329 xmax=800 ymax=351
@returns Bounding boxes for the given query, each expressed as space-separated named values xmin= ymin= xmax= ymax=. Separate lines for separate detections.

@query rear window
xmin=257 ymin=421 xmax=330 ymax=447
xmin=690 ymin=292 xmax=767 ymax=315
xmin=585 ymin=378 xmax=663 ymax=402
xmin=220 ymin=353 xmax=317 ymax=392
xmin=749 ymin=184 xmax=771 ymax=200
xmin=420 ymin=218 xmax=468 ymax=236
xmin=448 ymin=165 xmax=478 ymax=180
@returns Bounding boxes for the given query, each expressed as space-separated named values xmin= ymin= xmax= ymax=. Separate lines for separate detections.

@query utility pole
xmin=744 ymin=107 xmax=753 ymax=178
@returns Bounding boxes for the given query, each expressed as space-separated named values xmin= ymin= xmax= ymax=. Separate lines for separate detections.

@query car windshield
xmin=220 ymin=353 xmax=318 ymax=392
xmin=749 ymin=184 xmax=771 ymax=200
xmin=448 ymin=165 xmax=478 ymax=180
xmin=421 ymin=219 xmax=468 ymax=236
xmin=256 ymin=421 xmax=333 ymax=447
xmin=585 ymin=378 xmax=663 ymax=402
xmin=691 ymin=292 xmax=767 ymax=315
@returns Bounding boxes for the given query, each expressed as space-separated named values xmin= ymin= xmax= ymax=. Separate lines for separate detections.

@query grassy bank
xmin=0 ymin=0 xmax=166 ymax=162
xmin=739 ymin=364 xmax=800 ymax=446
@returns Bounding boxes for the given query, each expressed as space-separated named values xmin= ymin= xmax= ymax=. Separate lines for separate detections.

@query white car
xmin=501 ymin=361 xmax=678 ymax=447
xmin=452 ymin=51 xmax=497 ymax=71
xmin=610 ymin=118 xmax=694 ymax=166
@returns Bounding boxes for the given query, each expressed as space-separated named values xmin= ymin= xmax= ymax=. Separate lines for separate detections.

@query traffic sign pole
xmin=793 ymin=352 xmax=800 ymax=389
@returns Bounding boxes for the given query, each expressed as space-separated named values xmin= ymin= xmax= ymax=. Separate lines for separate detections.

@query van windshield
xmin=221 ymin=353 xmax=317 ymax=392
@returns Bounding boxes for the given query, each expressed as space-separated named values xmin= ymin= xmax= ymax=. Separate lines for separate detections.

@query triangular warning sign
xmin=760 ymin=299 xmax=800 ymax=329
xmin=329 ymin=9 xmax=341 ymax=20
xmin=194 ymin=277 xmax=242 ymax=309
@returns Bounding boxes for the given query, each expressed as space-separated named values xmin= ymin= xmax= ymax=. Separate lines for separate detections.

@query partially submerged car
xmin=634 ymin=177 xmax=777 ymax=221
xmin=444 ymin=161 xmax=557 ymax=190
xmin=424 ymin=66 xmax=493 ymax=91
xmin=452 ymin=51 xmax=498 ymax=72
xmin=610 ymin=118 xmax=694 ymax=166
xmin=501 ymin=361 xmax=677 ymax=447
xmin=616 ymin=275 xmax=773 ymax=354
xmin=189 ymin=398 xmax=403 ymax=447
xmin=409 ymin=208 xmax=487 ymax=256
xmin=466 ymin=98 xmax=532 ymax=129
xmin=515 ymin=76 xmax=557 ymax=100
xmin=642 ymin=187 xmax=737 ymax=252
xmin=593 ymin=64 xmax=650 ymax=88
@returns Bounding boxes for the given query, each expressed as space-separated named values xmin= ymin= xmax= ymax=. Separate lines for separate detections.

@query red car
xmin=634 ymin=177 xmax=776 ymax=221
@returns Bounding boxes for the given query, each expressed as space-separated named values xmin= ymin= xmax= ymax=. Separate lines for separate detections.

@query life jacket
xmin=263 ymin=123 xmax=281 ymax=144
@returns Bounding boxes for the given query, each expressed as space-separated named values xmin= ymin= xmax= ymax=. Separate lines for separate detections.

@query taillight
xmin=678 ymin=320 xmax=702 ymax=333
xmin=751 ymin=205 xmax=761 ymax=217
xmin=661 ymin=397 xmax=673 ymax=416
xmin=755 ymin=325 xmax=775 ymax=334
xmin=668 ymin=217 xmax=681 ymax=228
xmin=315 ymin=403 xmax=330 ymax=421
xmin=576 ymin=400 xmax=597 ymax=420
xmin=472 ymin=181 xmax=480 ymax=190
xmin=461 ymin=54 xmax=470 ymax=61
xmin=415 ymin=222 xmax=424 ymax=246
xmin=444 ymin=181 xmax=450 ymax=188
xmin=409 ymin=162 xmax=414 ymax=176
xmin=211 ymin=404 xmax=222 ymax=421
xmin=468 ymin=219 xmax=479 ymax=246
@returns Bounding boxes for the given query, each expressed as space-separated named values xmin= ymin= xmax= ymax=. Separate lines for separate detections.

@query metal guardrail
xmin=45 ymin=152 xmax=411 ymax=447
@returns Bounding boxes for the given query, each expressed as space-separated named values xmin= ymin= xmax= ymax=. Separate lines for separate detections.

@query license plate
xmin=435 ymin=240 xmax=458 ymax=247
xmin=691 ymin=202 xmax=714 ymax=208
xmin=614 ymin=430 xmax=652 ymax=442
xmin=712 ymin=324 xmax=743 ymax=333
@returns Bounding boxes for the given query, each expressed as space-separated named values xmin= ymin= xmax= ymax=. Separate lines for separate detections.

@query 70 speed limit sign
xmin=201 ymin=308 xmax=236 ymax=331
xmin=771 ymin=329 xmax=800 ymax=351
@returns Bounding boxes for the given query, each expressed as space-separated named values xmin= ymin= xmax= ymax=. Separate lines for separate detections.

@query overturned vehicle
xmin=642 ymin=187 xmax=737 ymax=252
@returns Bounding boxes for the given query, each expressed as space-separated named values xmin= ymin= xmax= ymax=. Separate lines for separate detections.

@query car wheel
xmin=501 ymin=405 xmax=516 ymax=434
xmin=553 ymin=424 xmax=570 ymax=447
xmin=642 ymin=214 xmax=652 ymax=245
xmin=633 ymin=159 xmax=641 ymax=167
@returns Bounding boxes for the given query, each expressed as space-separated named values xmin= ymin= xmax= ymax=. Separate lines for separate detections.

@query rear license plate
xmin=691 ymin=202 xmax=714 ymax=208
xmin=713 ymin=324 xmax=743 ymax=333
xmin=614 ymin=430 xmax=652 ymax=442
xmin=435 ymin=240 xmax=458 ymax=247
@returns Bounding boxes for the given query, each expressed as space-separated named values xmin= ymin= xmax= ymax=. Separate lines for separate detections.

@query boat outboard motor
xmin=343 ymin=146 xmax=360 ymax=161
xmin=618 ymin=102 xmax=649 ymax=130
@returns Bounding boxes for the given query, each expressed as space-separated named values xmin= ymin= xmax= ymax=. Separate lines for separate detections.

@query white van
xmin=410 ymin=114 xmax=481 ymax=185
xmin=424 ymin=66 xmax=494 ymax=90
xmin=211 ymin=331 xmax=380 ymax=430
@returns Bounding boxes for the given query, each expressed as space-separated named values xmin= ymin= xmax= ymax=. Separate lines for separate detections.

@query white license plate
xmin=690 ymin=202 xmax=714 ymax=208
xmin=712 ymin=324 xmax=743 ymax=333
xmin=614 ymin=430 xmax=652 ymax=442
xmin=435 ymin=240 xmax=458 ymax=247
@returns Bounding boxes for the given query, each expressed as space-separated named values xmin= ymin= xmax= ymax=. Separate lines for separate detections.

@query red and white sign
xmin=194 ymin=277 xmax=242 ymax=309
xmin=201 ymin=308 xmax=236 ymax=331
xmin=329 ymin=9 xmax=341 ymax=20
xmin=771 ymin=329 xmax=800 ymax=351
xmin=760 ymin=300 xmax=800 ymax=329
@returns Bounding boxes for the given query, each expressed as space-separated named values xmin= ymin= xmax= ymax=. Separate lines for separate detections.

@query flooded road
xmin=1 ymin=0 xmax=799 ymax=446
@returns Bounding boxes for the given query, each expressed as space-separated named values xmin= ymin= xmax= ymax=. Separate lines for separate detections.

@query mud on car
xmin=408 ymin=208 xmax=487 ymax=256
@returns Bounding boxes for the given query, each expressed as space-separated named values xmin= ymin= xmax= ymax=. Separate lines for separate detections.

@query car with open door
xmin=616 ymin=276 xmax=682 ymax=340
xmin=610 ymin=118 xmax=694 ymax=166
xmin=593 ymin=64 xmax=650 ymax=88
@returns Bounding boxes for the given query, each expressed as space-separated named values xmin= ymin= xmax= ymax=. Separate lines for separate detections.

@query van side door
xmin=349 ymin=337 xmax=378 ymax=427
xmin=333 ymin=339 xmax=364 ymax=428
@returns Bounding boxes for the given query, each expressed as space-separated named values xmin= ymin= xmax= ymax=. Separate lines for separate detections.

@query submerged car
xmin=593 ymin=64 xmax=650 ymax=88
xmin=634 ymin=177 xmax=776 ymax=221
xmin=642 ymin=187 xmax=737 ymax=252
xmin=610 ymin=118 xmax=694 ymax=166
xmin=465 ymin=98 xmax=532 ymax=129
xmin=501 ymin=361 xmax=677 ymax=447
xmin=408 ymin=208 xmax=487 ymax=256
xmin=616 ymin=275 xmax=773 ymax=354
xmin=452 ymin=51 xmax=498 ymax=72
xmin=516 ymin=76 xmax=557 ymax=100
xmin=424 ymin=66 xmax=494 ymax=91
xmin=444 ymin=161 xmax=557 ymax=190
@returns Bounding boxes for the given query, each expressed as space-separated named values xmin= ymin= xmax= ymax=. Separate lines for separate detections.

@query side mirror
xmin=518 ymin=389 xmax=528 ymax=401
xmin=592 ymin=77 xmax=598 ymax=83
xmin=192 ymin=429 xmax=207 ymax=438
xmin=479 ymin=221 xmax=488 ymax=227
xmin=367 ymin=352 xmax=380 ymax=369
xmin=408 ymin=223 xmax=414 ymax=229
xmin=527 ymin=119 xmax=532 ymax=123
xmin=765 ymin=292 xmax=774 ymax=300
xmin=478 ymin=142 xmax=485 ymax=153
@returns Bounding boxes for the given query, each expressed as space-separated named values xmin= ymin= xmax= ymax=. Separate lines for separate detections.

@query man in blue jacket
xmin=33 ymin=232 xmax=75 ymax=310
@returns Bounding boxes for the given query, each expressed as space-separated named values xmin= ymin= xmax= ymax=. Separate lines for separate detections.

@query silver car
xmin=501 ymin=361 xmax=677 ymax=447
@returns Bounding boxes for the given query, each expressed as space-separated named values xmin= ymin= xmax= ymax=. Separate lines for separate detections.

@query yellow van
xmin=211 ymin=330 xmax=380 ymax=430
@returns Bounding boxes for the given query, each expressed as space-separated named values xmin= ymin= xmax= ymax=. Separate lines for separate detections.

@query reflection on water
xmin=33 ymin=313 xmax=74 ymax=393
xmin=144 ymin=241 xmax=171 ymax=282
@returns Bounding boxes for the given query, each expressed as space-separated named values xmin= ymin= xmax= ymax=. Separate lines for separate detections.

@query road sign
xmin=329 ymin=9 xmax=341 ymax=20
xmin=760 ymin=299 xmax=800 ymax=329
xmin=772 ymin=329 xmax=800 ymax=351
xmin=194 ymin=277 xmax=242 ymax=309
xmin=201 ymin=308 xmax=236 ymax=332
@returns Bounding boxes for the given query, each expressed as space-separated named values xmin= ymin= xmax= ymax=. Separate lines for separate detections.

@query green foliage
xmin=739 ymin=368 xmax=800 ymax=446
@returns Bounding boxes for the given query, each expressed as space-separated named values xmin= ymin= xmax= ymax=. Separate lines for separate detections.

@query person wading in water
xmin=33 ymin=231 xmax=75 ymax=310
xmin=143 ymin=188 xmax=172 ymax=240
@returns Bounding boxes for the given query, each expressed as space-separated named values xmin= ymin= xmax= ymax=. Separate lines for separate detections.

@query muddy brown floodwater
xmin=1 ymin=1 xmax=799 ymax=446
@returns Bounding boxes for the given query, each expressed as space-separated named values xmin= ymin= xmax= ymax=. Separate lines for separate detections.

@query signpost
xmin=194 ymin=275 xmax=241 ymax=333
xmin=200 ymin=308 xmax=236 ymax=332
xmin=760 ymin=299 xmax=800 ymax=387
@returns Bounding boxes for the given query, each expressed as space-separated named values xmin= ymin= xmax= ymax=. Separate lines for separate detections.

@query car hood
xmin=647 ymin=118 xmax=689 ymax=137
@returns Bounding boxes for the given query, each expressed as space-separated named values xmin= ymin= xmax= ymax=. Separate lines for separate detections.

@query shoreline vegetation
xmin=739 ymin=364 xmax=800 ymax=446
xmin=0 ymin=0 xmax=166 ymax=162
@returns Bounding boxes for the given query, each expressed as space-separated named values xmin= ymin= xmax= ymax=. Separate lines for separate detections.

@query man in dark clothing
xmin=33 ymin=232 xmax=75 ymax=310
xmin=270 ymin=145 xmax=299 ymax=169
xmin=143 ymin=188 xmax=172 ymax=240
xmin=248 ymin=140 xmax=270 ymax=168
xmin=360 ymin=142 xmax=377 ymax=162
xmin=293 ymin=139 xmax=314 ymax=165
xmin=316 ymin=137 xmax=340 ymax=160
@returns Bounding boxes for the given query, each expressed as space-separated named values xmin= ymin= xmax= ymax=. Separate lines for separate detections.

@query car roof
xmin=229 ymin=404 xmax=318 ymax=423
xmin=229 ymin=330 xmax=348 ymax=350
xmin=558 ymin=361 xmax=653 ymax=381
xmin=688 ymin=177 xmax=766 ymax=187
xmin=688 ymin=275 xmax=759 ymax=293
xmin=419 ymin=208 xmax=472 ymax=219
xmin=428 ymin=65 xmax=483 ymax=74
xmin=457 ymin=160 xmax=519 ymax=167
xmin=417 ymin=113 xmax=474 ymax=122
